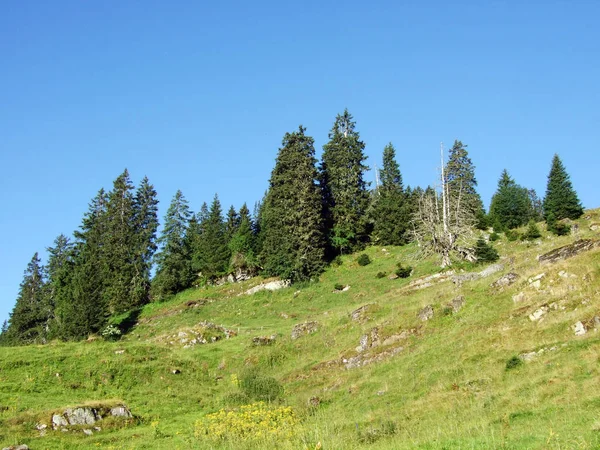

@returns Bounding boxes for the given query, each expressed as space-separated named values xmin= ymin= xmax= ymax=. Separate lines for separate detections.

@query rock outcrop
xmin=244 ymin=279 xmax=290 ymax=296
xmin=538 ymin=239 xmax=600 ymax=265
xmin=291 ymin=321 xmax=319 ymax=340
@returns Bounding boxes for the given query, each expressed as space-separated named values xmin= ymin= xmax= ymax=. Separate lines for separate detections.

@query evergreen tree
xmin=320 ymin=109 xmax=370 ymax=255
xmin=543 ymin=154 xmax=584 ymax=221
xmin=195 ymin=194 xmax=230 ymax=280
xmin=528 ymin=189 xmax=544 ymax=222
xmin=152 ymin=190 xmax=193 ymax=300
xmin=131 ymin=176 xmax=159 ymax=307
xmin=45 ymin=234 xmax=74 ymax=337
xmin=489 ymin=170 xmax=532 ymax=230
xmin=57 ymin=189 xmax=110 ymax=339
xmin=445 ymin=140 xmax=486 ymax=228
xmin=225 ymin=205 xmax=240 ymax=241
xmin=229 ymin=203 xmax=256 ymax=273
xmin=103 ymin=169 xmax=137 ymax=314
xmin=371 ymin=143 xmax=411 ymax=245
xmin=261 ymin=126 xmax=326 ymax=281
xmin=0 ymin=320 xmax=8 ymax=346
xmin=6 ymin=253 xmax=47 ymax=344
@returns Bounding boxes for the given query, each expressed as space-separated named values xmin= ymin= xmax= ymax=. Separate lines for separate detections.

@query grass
xmin=1 ymin=210 xmax=600 ymax=449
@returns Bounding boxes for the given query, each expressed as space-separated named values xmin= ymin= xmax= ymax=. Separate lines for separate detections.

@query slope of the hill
xmin=1 ymin=210 xmax=600 ymax=449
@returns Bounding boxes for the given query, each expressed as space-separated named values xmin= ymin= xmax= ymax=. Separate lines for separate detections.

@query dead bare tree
xmin=412 ymin=143 xmax=477 ymax=267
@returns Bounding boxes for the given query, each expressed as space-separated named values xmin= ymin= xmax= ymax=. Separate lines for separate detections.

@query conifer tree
xmin=261 ymin=126 xmax=325 ymax=281
xmin=229 ymin=203 xmax=256 ymax=274
xmin=371 ymin=143 xmax=411 ymax=245
xmin=6 ymin=253 xmax=47 ymax=344
xmin=45 ymin=234 xmax=74 ymax=337
xmin=320 ymin=109 xmax=370 ymax=255
xmin=131 ymin=176 xmax=159 ymax=307
xmin=58 ymin=189 xmax=110 ymax=339
xmin=103 ymin=169 xmax=137 ymax=314
xmin=489 ymin=170 xmax=532 ymax=230
xmin=225 ymin=205 xmax=240 ymax=241
xmin=445 ymin=140 xmax=486 ymax=228
xmin=195 ymin=194 xmax=231 ymax=280
xmin=152 ymin=190 xmax=193 ymax=300
xmin=543 ymin=154 xmax=584 ymax=221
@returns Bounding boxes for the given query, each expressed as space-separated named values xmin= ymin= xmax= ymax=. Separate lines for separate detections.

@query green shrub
xmin=505 ymin=230 xmax=520 ymax=241
xmin=489 ymin=232 xmax=500 ymax=242
xmin=474 ymin=238 xmax=499 ymax=263
xmin=331 ymin=256 xmax=343 ymax=267
xmin=505 ymin=356 xmax=523 ymax=370
xmin=395 ymin=263 xmax=412 ymax=278
xmin=239 ymin=369 xmax=284 ymax=402
xmin=522 ymin=219 xmax=542 ymax=240
xmin=101 ymin=324 xmax=122 ymax=342
xmin=357 ymin=254 xmax=371 ymax=266
xmin=375 ymin=271 xmax=387 ymax=279
xmin=334 ymin=283 xmax=345 ymax=291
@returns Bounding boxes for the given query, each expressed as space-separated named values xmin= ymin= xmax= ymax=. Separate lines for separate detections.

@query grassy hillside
xmin=2 ymin=211 xmax=600 ymax=449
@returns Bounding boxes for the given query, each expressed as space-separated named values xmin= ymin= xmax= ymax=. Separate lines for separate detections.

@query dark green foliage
xmin=489 ymin=170 xmax=533 ymax=230
xmin=228 ymin=203 xmax=257 ymax=273
xmin=260 ymin=126 xmax=326 ymax=282
xmin=225 ymin=205 xmax=240 ymax=241
xmin=506 ymin=356 xmax=523 ymax=370
xmin=522 ymin=220 xmax=542 ymax=240
xmin=543 ymin=154 xmax=584 ymax=221
xmin=489 ymin=232 xmax=500 ymax=242
xmin=334 ymin=283 xmax=345 ymax=291
xmin=547 ymin=212 xmax=571 ymax=236
xmin=239 ymin=369 xmax=284 ymax=402
xmin=357 ymin=254 xmax=371 ymax=266
xmin=445 ymin=140 xmax=485 ymax=226
xmin=320 ymin=109 xmax=370 ymax=255
xmin=395 ymin=263 xmax=412 ymax=278
xmin=474 ymin=238 xmax=499 ymax=263
xmin=45 ymin=234 xmax=74 ymax=338
xmin=152 ymin=190 xmax=193 ymax=300
xmin=194 ymin=194 xmax=231 ymax=281
xmin=505 ymin=230 xmax=520 ymax=242
xmin=376 ymin=271 xmax=387 ymax=279
xmin=5 ymin=253 xmax=47 ymax=344
xmin=371 ymin=143 xmax=411 ymax=245
xmin=331 ymin=256 xmax=343 ymax=267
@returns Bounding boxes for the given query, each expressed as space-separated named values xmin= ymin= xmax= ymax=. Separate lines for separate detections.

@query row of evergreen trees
xmin=1 ymin=110 xmax=584 ymax=345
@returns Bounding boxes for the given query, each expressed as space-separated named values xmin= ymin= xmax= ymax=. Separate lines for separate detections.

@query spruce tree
xmin=320 ymin=109 xmax=370 ymax=255
xmin=261 ymin=126 xmax=325 ymax=281
xmin=445 ymin=140 xmax=486 ymax=228
xmin=131 ymin=176 xmax=159 ymax=307
xmin=229 ymin=203 xmax=256 ymax=274
xmin=543 ymin=154 xmax=584 ymax=221
xmin=6 ymin=253 xmax=47 ymax=344
xmin=103 ymin=169 xmax=137 ymax=314
xmin=152 ymin=190 xmax=193 ymax=299
xmin=371 ymin=143 xmax=411 ymax=245
xmin=195 ymin=194 xmax=230 ymax=280
xmin=225 ymin=205 xmax=240 ymax=241
xmin=45 ymin=234 xmax=74 ymax=338
xmin=489 ymin=170 xmax=532 ymax=230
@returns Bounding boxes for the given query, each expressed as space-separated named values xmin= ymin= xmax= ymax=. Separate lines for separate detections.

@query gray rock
xmin=245 ymin=279 xmax=290 ymax=295
xmin=356 ymin=334 xmax=369 ymax=353
xmin=448 ymin=295 xmax=465 ymax=313
xmin=529 ymin=307 xmax=548 ymax=321
xmin=528 ymin=273 xmax=546 ymax=283
xmin=574 ymin=321 xmax=586 ymax=336
xmin=65 ymin=407 xmax=98 ymax=425
xmin=2 ymin=446 xmax=29 ymax=450
xmin=590 ymin=224 xmax=600 ymax=232
xmin=418 ymin=305 xmax=434 ymax=321
xmin=83 ymin=429 xmax=93 ymax=436
xmin=512 ymin=292 xmax=526 ymax=303
xmin=538 ymin=239 xmax=600 ymax=265
xmin=291 ymin=321 xmax=319 ymax=340
xmin=110 ymin=406 xmax=132 ymax=418
xmin=350 ymin=304 xmax=375 ymax=322
xmin=452 ymin=272 xmax=480 ymax=285
xmin=252 ymin=335 xmax=276 ymax=346
xmin=478 ymin=263 xmax=505 ymax=278
xmin=52 ymin=413 xmax=69 ymax=429
xmin=490 ymin=272 xmax=520 ymax=288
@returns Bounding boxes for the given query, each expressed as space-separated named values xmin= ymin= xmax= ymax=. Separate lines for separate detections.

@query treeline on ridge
xmin=0 ymin=109 xmax=584 ymax=345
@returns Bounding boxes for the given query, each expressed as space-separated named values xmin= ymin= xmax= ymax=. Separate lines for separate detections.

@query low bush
xmin=489 ymin=232 xmax=500 ymax=242
xmin=376 ymin=271 xmax=387 ymax=279
xmin=505 ymin=230 xmax=520 ymax=241
xmin=395 ymin=263 xmax=412 ymax=278
xmin=357 ymin=254 xmax=371 ymax=266
xmin=239 ymin=369 xmax=284 ymax=402
xmin=505 ymin=356 xmax=523 ymax=370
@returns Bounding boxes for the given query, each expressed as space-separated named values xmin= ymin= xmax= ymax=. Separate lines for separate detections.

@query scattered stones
xmin=2 ymin=445 xmax=29 ymax=450
xmin=356 ymin=328 xmax=381 ymax=352
xmin=49 ymin=404 xmax=133 ymax=432
xmin=529 ymin=306 xmax=548 ymax=322
xmin=350 ymin=304 xmax=376 ymax=322
xmin=447 ymin=296 xmax=465 ymax=313
xmin=418 ymin=305 xmax=434 ymax=321
xmin=574 ymin=321 xmax=586 ymax=336
xmin=245 ymin=279 xmax=291 ymax=296
xmin=159 ymin=321 xmax=237 ymax=348
xmin=408 ymin=270 xmax=455 ymax=290
xmin=512 ymin=292 xmax=526 ymax=303
xmin=343 ymin=345 xmax=404 ymax=369
xmin=590 ymin=223 xmax=600 ymax=232
xmin=528 ymin=273 xmax=546 ymax=283
xmin=490 ymin=272 xmax=520 ymax=288
xmin=114 ymin=349 xmax=125 ymax=355
xmin=110 ymin=406 xmax=132 ymax=418
xmin=558 ymin=270 xmax=576 ymax=279
xmin=252 ymin=335 xmax=277 ymax=346
xmin=291 ymin=321 xmax=319 ymax=340
xmin=478 ymin=263 xmax=505 ymax=278
xmin=538 ymin=239 xmax=600 ymax=265
xmin=452 ymin=272 xmax=480 ymax=285
xmin=308 ymin=396 xmax=321 ymax=408
xmin=519 ymin=346 xmax=561 ymax=362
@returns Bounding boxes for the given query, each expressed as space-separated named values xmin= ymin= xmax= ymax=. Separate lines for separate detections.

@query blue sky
xmin=1 ymin=1 xmax=598 ymax=324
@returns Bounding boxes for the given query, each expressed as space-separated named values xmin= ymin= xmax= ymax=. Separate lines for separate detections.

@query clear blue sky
xmin=1 ymin=1 xmax=598 ymax=324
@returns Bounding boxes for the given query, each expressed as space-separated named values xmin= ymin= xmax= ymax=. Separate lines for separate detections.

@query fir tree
xmin=152 ymin=190 xmax=193 ymax=300
xmin=45 ymin=234 xmax=74 ymax=338
xmin=261 ymin=126 xmax=326 ymax=281
xmin=371 ymin=143 xmax=411 ymax=245
xmin=131 ymin=176 xmax=159 ymax=307
xmin=6 ymin=253 xmax=47 ymax=344
xmin=103 ymin=169 xmax=137 ymax=314
xmin=489 ymin=170 xmax=532 ymax=230
xmin=225 ymin=205 xmax=240 ymax=241
xmin=320 ymin=109 xmax=370 ymax=255
xmin=229 ymin=203 xmax=256 ymax=273
xmin=445 ymin=140 xmax=486 ymax=228
xmin=543 ymin=154 xmax=584 ymax=221
xmin=195 ymin=194 xmax=230 ymax=280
